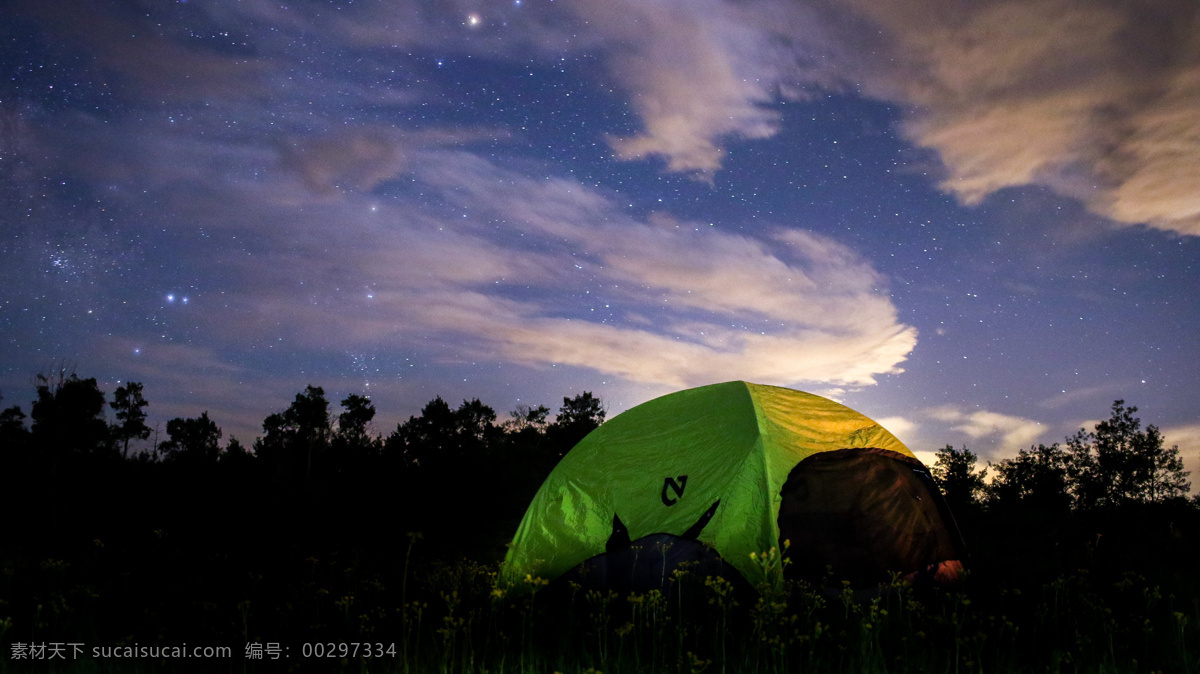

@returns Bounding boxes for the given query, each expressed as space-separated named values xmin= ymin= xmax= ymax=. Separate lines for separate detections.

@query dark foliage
xmin=386 ymin=396 xmax=501 ymax=470
xmin=29 ymin=371 xmax=111 ymax=463
xmin=254 ymin=385 xmax=333 ymax=484
xmin=159 ymin=412 xmax=223 ymax=463
xmin=929 ymin=444 xmax=986 ymax=515
xmin=987 ymin=442 xmax=1073 ymax=512
xmin=0 ymin=394 xmax=30 ymax=457
xmin=546 ymin=390 xmax=606 ymax=452
xmin=931 ymin=401 xmax=1191 ymax=513
xmin=1067 ymin=400 xmax=1191 ymax=508
xmin=110 ymin=382 xmax=151 ymax=460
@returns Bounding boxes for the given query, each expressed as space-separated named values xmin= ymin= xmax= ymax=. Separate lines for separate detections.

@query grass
xmin=345 ymin=550 xmax=1198 ymax=674
xmin=4 ymin=528 xmax=1199 ymax=673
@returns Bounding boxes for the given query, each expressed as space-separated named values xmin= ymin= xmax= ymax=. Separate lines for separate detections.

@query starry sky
xmin=2 ymin=0 xmax=1198 ymax=482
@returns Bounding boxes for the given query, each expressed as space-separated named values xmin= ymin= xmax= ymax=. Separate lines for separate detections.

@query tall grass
xmin=4 ymin=544 xmax=1198 ymax=673
xmin=367 ymin=551 xmax=1198 ymax=674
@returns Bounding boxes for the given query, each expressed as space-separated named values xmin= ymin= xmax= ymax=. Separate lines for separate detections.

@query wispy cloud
xmin=278 ymin=128 xmax=411 ymax=196
xmin=926 ymin=405 xmax=1046 ymax=458
xmin=20 ymin=0 xmax=269 ymax=102
xmin=580 ymin=0 xmax=786 ymax=178
xmin=51 ymin=96 xmax=917 ymax=395
xmin=23 ymin=0 xmax=1200 ymax=237
xmin=498 ymin=0 xmax=1200 ymax=234
xmin=224 ymin=146 xmax=919 ymax=389
xmin=52 ymin=0 xmax=1200 ymax=233
xmin=1038 ymin=385 xmax=1126 ymax=410
xmin=89 ymin=338 xmax=267 ymax=440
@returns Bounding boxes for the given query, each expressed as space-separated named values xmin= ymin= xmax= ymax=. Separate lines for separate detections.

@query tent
xmin=500 ymin=381 xmax=964 ymax=592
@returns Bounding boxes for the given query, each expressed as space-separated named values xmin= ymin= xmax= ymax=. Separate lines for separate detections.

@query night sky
xmin=2 ymin=0 xmax=1198 ymax=482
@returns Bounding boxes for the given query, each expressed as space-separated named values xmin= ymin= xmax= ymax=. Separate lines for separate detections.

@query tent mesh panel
xmin=777 ymin=448 xmax=962 ymax=584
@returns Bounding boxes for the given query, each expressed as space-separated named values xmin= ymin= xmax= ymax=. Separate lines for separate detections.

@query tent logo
xmin=661 ymin=475 xmax=688 ymax=506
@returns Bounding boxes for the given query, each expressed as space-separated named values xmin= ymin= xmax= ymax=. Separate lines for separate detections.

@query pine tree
xmin=111 ymin=382 xmax=151 ymax=459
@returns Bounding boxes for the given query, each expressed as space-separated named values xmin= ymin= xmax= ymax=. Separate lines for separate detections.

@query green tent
xmin=501 ymin=381 xmax=963 ymax=590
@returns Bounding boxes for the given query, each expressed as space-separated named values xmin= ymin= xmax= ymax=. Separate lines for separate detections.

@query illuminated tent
xmin=500 ymin=381 xmax=964 ymax=591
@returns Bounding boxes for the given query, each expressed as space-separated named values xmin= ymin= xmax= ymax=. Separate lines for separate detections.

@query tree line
xmin=3 ymin=369 xmax=1192 ymax=518
xmin=0 ymin=368 xmax=605 ymax=482
xmin=0 ymin=367 xmax=611 ymax=565
xmin=930 ymin=399 xmax=1194 ymax=515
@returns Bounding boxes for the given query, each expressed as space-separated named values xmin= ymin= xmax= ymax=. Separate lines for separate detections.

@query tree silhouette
xmin=455 ymin=398 xmax=499 ymax=450
xmin=387 ymin=396 xmax=499 ymax=469
xmin=254 ymin=385 xmax=332 ymax=483
xmin=110 ymin=382 xmax=151 ymax=459
xmin=30 ymin=372 xmax=110 ymax=461
xmin=502 ymin=404 xmax=552 ymax=460
xmin=159 ymin=412 xmax=223 ymax=463
xmin=221 ymin=436 xmax=254 ymax=467
xmin=326 ymin=394 xmax=380 ymax=475
xmin=337 ymin=394 xmax=377 ymax=446
xmin=505 ymin=404 xmax=551 ymax=436
xmin=930 ymin=444 xmax=987 ymax=514
xmin=0 ymin=393 xmax=30 ymax=459
xmin=387 ymin=396 xmax=455 ymax=469
xmin=1067 ymin=400 xmax=1191 ymax=509
xmin=546 ymin=391 xmax=605 ymax=453
xmin=987 ymin=443 xmax=1072 ymax=512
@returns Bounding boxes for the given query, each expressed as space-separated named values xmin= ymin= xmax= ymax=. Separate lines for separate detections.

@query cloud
xmin=595 ymin=0 xmax=1200 ymax=233
xmin=397 ymin=152 xmax=917 ymax=387
xmin=38 ymin=0 xmax=1200 ymax=234
xmin=494 ymin=0 xmax=1200 ymax=234
xmin=926 ymin=405 xmax=1046 ymax=456
xmin=278 ymin=128 xmax=410 ymax=196
xmin=1038 ymin=385 xmax=1125 ymax=410
xmin=581 ymin=0 xmax=785 ymax=178
xmin=85 ymin=338 xmax=269 ymax=441
xmin=79 ymin=116 xmax=913 ymax=394
xmin=872 ymin=416 xmax=943 ymax=469
xmin=201 ymin=146 xmax=917 ymax=390
xmin=799 ymin=0 xmax=1200 ymax=236
xmin=876 ymin=415 xmax=916 ymax=439
xmin=305 ymin=0 xmax=799 ymax=179
xmin=426 ymin=303 xmax=916 ymax=389
xmin=20 ymin=0 xmax=268 ymax=102
xmin=1161 ymin=424 xmax=1200 ymax=494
